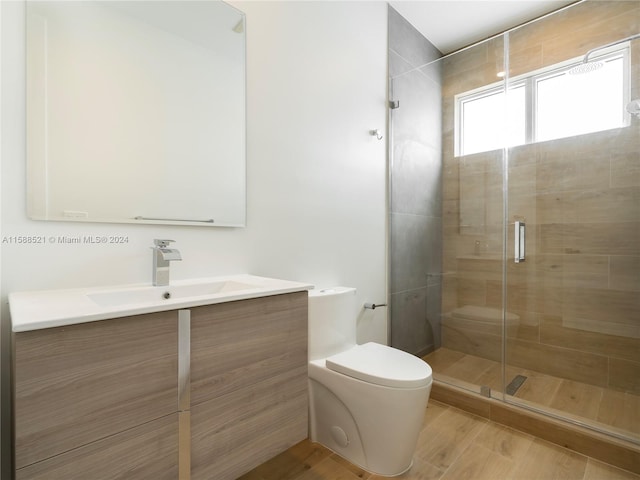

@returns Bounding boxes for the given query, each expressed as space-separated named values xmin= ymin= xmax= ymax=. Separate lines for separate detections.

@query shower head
xmin=568 ymin=60 xmax=604 ymax=75
xmin=569 ymin=33 xmax=640 ymax=75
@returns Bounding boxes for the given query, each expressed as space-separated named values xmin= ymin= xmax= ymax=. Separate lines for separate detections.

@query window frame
xmin=454 ymin=43 xmax=631 ymax=157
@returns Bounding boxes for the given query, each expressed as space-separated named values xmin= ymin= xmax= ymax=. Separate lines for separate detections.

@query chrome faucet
xmin=152 ymin=239 xmax=182 ymax=286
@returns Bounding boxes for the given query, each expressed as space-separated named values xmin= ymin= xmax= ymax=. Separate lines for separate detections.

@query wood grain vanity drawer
xmin=191 ymin=367 xmax=308 ymax=480
xmin=14 ymin=311 xmax=178 ymax=469
xmin=190 ymin=291 xmax=308 ymax=407
xmin=16 ymin=413 xmax=179 ymax=480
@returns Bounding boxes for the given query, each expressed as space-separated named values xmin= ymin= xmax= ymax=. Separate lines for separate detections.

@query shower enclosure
xmin=389 ymin=0 xmax=639 ymax=445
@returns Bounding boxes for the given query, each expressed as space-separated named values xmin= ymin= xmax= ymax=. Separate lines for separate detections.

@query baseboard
xmin=431 ymin=381 xmax=640 ymax=475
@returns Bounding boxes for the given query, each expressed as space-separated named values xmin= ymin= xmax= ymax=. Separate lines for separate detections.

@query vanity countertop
xmin=9 ymin=274 xmax=313 ymax=332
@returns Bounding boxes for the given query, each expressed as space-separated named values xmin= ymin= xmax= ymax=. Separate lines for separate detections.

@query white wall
xmin=0 ymin=1 xmax=388 ymax=475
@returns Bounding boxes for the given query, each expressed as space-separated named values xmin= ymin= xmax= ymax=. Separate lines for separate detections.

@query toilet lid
xmin=325 ymin=342 xmax=432 ymax=388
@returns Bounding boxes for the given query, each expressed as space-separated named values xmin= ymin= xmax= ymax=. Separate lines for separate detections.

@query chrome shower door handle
xmin=515 ymin=221 xmax=526 ymax=263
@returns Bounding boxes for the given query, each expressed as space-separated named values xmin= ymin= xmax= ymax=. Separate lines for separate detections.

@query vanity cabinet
xmin=13 ymin=291 xmax=308 ymax=480
xmin=190 ymin=291 xmax=309 ymax=479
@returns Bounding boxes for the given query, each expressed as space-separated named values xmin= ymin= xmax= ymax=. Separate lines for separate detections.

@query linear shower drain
xmin=506 ymin=374 xmax=528 ymax=395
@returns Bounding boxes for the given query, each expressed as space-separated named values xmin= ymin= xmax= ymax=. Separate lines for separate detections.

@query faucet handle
xmin=154 ymin=239 xmax=176 ymax=248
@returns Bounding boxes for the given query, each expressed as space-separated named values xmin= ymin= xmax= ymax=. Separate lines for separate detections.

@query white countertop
xmin=9 ymin=274 xmax=313 ymax=332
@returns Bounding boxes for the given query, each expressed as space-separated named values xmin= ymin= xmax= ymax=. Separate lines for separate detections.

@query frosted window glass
xmin=536 ymin=57 xmax=624 ymax=142
xmin=461 ymin=85 xmax=525 ymax=156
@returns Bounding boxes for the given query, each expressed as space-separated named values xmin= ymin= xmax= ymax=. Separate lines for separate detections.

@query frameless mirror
xmin=26 ymin=0 xmax=246 ymax=227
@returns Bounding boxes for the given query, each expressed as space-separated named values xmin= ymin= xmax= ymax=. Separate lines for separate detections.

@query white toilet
xmin=308 ymin=287 xmax=433 ymax=477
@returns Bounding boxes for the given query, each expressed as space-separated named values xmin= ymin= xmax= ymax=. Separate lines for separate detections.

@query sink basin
xmin=88 ymin=280 xmax=255 ymax=307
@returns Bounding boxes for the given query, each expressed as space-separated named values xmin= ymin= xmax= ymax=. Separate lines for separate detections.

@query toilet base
xmin=308 ymin=360 xmax=431 ymax=477
xmin=311 ymin=439 xmax=415 ymax=478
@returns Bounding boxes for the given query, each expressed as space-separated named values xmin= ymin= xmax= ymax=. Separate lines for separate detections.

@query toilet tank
xmin=308 ymin=287 xmax=357 ymax=361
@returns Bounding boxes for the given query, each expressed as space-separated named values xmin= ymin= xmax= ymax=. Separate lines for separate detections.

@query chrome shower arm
xmin=582 ymin=33 xmax=640 ymax=63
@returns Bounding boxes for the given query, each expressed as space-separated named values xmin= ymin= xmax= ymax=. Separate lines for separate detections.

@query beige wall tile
xmin=571 ymin=187 xmax=640 ymax=225
xmin=505 ymin=277 xmax=563 ymax=314
xmin=540 ymin=315 xmax=640 ymax=363
xmin=508 ymin=44 xmax=543 ymax=77
xmin=441 ymin=276 xmax=458 ymax=314
xmin=610 ymin=256 xmax=640 ymax=292
xmin=561 ymin=255 xmax=609 ymax=290
xmin=508 ymin=161 xmax=536 ymax=194
xmin=561 ymin=287 xmax=639 ymax=327
xmin=536 ymin=193 xmax=566 ymax=224
xmin=507 ymin=311 xmax=539 ymax=342
xmin=535 ymin=151 xmax=580 ymax=193
xmin=484 ymin=280 xmax=503 ymax=309
xmin=508 ymin=1 xmax=639 ymax=70
xmin=540 ymin=223 xmax=640 ymax=256
xmin=531 ymin=254 xmax=563 ymax=287
xmin=506 ymin=339 xmax=609 ymax=386
xmin=611 ymin=151 xmax=640 ymax=188
xmin=609 ymin=358 xmax=640 ymax=394
xmin=442 ymin=325 xmax=502 ymax=363
xmin=457 ymin=257 xmax=502 ymax=282
xmin=456 ymin=278 xmax=487 ymax=307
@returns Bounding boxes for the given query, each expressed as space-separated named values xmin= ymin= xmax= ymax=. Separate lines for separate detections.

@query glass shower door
xmin=427 ymin=34 xmax=508 ymax=399
xmin=504 ymin=1 xmax=640 ymax=443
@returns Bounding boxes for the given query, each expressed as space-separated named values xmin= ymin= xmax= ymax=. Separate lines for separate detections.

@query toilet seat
xmin=325 ymin=342 xmax=432 ymax=389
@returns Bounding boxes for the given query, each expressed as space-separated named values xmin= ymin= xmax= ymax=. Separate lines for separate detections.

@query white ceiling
xmin=388 ymin=0 xmax=577 ymax=54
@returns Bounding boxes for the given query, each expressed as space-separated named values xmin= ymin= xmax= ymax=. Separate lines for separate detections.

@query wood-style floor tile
xmin=583 ymin=458 xmax=640 ymax=480
xmin=295 ymin=456 xmax=366 ymax=480
xmin=328 ymin=453 xmax=370 ymax=479
xmin=422 ymin=349 xmax=466 ymax=372
xmin=597 ymin=389 xmax=640 ymax=436
xmin=471 ymin=422 xmax=534 ymax=462
xmin=414 ymin=406 xmax=487 ymax=470
xmin=549 ymin=380 xmax=603 ymax=420
xmin=242 ymin=401 xmax=640 ymax=480
xmin=237 ymin=439 xmax=332 ymax=480
xmin=432 ymin=349 xmax=638 ymax=442
xmin=439 ymin=354 xmax=498 ymax=385
xmin=421 ymin=400 xmax=449 ymax=429
xmin=243 ymin=346 xmax=640 ymax=480
xmin=511 ymin=367 xmax=563 ymax=406
xmin=369 ymin=456 xmax=444 ymax=480
xmin=508 ymin=438 xmax=588 ymax=480
xmin=440 ymin=443 xmax=517 ymax=480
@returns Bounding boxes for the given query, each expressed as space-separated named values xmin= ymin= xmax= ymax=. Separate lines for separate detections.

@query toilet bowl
xmin=308 ymin=287 xmax=432 ymax=476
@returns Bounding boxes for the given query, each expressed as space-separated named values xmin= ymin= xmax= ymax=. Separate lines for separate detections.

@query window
xmin=455 ymin=46 xmax=630 ymax=156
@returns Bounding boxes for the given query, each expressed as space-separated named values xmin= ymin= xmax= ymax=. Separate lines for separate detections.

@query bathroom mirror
xmin=26 ymin=0 xmax=246 ymax=227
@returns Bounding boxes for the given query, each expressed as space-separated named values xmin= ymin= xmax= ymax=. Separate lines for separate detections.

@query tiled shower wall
xmin=388 ymin=7 xmax=443 ymax=356
xmin=441 ymin=1 xmax=640 ymax=393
